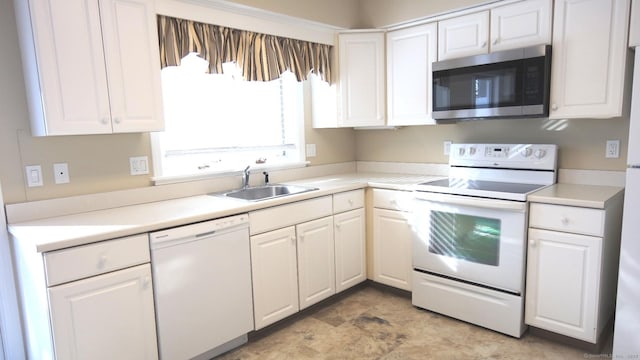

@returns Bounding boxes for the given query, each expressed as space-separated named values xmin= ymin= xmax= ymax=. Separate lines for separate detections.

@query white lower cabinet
xmin=251 ymin=217 xmax=335 ymax=330
xmin=525 ymin=190 xmax=624 ymax=344
xmin=250 ymin=190 xmax=366 ymax=329
xmin=372 ymin=189 xmax=415 ymax=291
xmin=250 ymin=226 xmax=300 ymax=330
xmin=49 ymin=264 xmax=158 ymax=360
xmin=525 ymin=228 xmax=601 ymax=341
xmin=12 ymin=233 xmax=158 ymax=359
xmin=334 ymin=208 xmax=366 ymax=292
xmin=296 ymin=216 xmax=336 ymax=309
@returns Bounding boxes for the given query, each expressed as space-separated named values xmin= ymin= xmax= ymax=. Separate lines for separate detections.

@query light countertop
xmin=528 ymin=183 xmax=625 ymax=209
xmin=9 ymin=173 xmax=439 ymax=253
xmin=10 ymin=173 xmax=625 ymax=253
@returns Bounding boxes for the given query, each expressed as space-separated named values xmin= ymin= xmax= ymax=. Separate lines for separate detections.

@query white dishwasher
xmin=149 ymin=214 xmax=254 ymax=360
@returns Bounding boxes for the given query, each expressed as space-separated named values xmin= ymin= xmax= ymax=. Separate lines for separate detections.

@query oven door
xmin=412 ymin=191 xmax=527 ymax=294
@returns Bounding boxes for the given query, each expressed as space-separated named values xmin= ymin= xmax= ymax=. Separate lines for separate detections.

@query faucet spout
xmin=242 ymin=165 xmax=251 ymax=188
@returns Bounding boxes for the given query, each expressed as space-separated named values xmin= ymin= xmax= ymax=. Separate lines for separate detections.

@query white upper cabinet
xmin=630 ymin=0 xmax=639 ymax=47
xmin=549 ymin=0 xmax=631 ymax=119
xmin=438 ymin=0 xmax=552 ymax=60
xmin=490 ymin=0 xmax=552 ymax=52
xmin=14 ymin=0 xmax=164 ymax=136
xmin=438 ymin=11 xmax=490 ymax=61
xmin=99 ymin=0 xmax=165 ymax=133
xmin=338 ymin=31 xmax=386 ymax=127
xmin=386 ymin=23 xmax=438 ymax=126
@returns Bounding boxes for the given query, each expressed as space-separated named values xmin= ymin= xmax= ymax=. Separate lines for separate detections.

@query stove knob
xmin=520 ymin=148 xmax=533 ymax=158
xmin=458 ymin=147 xmax=466 ymax=157
xmin=469 ymin=146 xmax=477 ymax=155
xmin=534 ymin=149 xmax=546 ymax=159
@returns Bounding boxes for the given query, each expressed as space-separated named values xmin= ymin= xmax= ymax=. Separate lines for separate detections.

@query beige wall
xmin=358 ymin=0 xmax=493 ymax=28
xmin=0 ymin=0 xmax=631 ymax=205
xmin=356 ymin=117 xmax=629 ymax=171
xmin=220 ymin=0 xmax=361 ymax=28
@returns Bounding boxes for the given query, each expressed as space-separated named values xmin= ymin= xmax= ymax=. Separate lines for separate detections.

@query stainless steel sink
xmin=219 ymin=184 xmax=319 ymax=201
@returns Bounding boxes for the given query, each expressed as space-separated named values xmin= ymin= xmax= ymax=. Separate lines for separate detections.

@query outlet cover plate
xmin=606 ymin=140 xmax=620 ymax=158
xmin=130 ymin=156 xmax=149 ymax=175
xmin=53 ymin=163 xmax=70 ymax=184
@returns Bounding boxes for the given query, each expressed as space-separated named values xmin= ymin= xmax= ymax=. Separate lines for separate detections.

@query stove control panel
xmin=449 ymin=143 xmax=558 ymax=170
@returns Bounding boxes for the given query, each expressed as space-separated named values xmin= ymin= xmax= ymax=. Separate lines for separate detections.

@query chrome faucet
xmin=242 ymin=165 xmax=251 ymax=188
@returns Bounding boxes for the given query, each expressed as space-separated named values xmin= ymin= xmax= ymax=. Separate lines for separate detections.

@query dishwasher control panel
xmin=149 ymin=213 xmax=249 ymax=246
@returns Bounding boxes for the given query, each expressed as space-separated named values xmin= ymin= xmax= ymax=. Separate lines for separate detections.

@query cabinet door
xmin=250 ymin=227 xmax=299 ymax=330
xmin=296 ymin=216 xmax=335 ymax=309
xmin=338 ymin=32 xmax=385 ymax=127
xmin=99 ymin=0 xmax=164 ymax=133
xmin=48 ymin=264 xmax=158 ymax=360
xmin=334 ymin=208 xmax=366 ymax=293
xmin=549 ymin=0 xmax=631 ymax=119
xmin=631 ymin=0 xmax=640 ymax=47
xmin=525 ymin=228 xmax=601 ymax=342
xmin=438 ymin=11 xmax=489 ymax=61
xmin=386 ymin=23 xmax=437 ymax=126
xmin=373 ymin=208 xmax=413 ymax=291
xmin=22 ymin=0 xmax=112 ymax=135
xmin=490 ymin=0 xmax=552 ymax=52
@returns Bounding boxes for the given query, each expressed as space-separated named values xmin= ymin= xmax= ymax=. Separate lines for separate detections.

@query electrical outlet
xmin=53 ymin=163 xmax=70 ymax=184
xmin=129 ymin=156 xmax=149 ymax=175
xmin=444 ymin=141 xmax=452 ymax=156
xmin=606 ymin=140 xmax=620 ymax=158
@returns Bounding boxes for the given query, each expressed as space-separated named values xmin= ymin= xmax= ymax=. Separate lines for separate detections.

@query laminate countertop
xmin=528 ymin=183 xmax=625 ymax=209
xmin=8 ymin=173 xmax=439 ymax=253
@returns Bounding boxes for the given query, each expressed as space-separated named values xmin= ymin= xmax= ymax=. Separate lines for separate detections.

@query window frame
xmin=150 ymin=67 xmax=307 ymax=185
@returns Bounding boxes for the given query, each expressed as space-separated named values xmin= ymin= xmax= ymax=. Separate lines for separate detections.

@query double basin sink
xmin=217 ymin=184 xmax=319 ymax=201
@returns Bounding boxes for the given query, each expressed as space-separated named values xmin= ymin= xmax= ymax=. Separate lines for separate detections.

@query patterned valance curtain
xmin=157 ymin=15 xmax=332 ymax=83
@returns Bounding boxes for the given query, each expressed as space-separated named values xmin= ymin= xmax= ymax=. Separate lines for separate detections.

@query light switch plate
xmin=25 ymin=165 xmax=43 ymax=187
xmin=306 ymin=144 xmax=317 ymax=158
xmin=129 ymin=156 xmax=149 ymax=175
xmin=444 ymin=141 xmax=452 ymax=156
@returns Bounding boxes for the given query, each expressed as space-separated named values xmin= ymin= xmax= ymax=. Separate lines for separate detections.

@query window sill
xmin=152 ymin=161 xmax=310 ymax=186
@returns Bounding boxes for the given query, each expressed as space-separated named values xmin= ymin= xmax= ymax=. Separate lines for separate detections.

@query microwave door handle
xmin=414 ymin=192 xmax=527 ymax=211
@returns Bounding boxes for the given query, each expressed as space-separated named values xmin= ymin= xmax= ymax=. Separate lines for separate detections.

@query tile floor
xmin=218 ymin=284 xmax=612 ymax=360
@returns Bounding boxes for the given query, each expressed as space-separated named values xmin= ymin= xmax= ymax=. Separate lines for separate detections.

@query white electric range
xmin=412 ymin=143 xmax=558 ymax=338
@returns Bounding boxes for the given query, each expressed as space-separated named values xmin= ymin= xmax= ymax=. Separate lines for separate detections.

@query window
xmin=152 ymin=53 xmax=305 ymax=182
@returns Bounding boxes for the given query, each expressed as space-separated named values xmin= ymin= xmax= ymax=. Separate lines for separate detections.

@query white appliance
xmin=612 ymin=49 xmax=640 ymax=356
xmin=150 ymin=214 xmax=254 ymax=360
xmin=412 ymin=143 xmax=558 ymax=338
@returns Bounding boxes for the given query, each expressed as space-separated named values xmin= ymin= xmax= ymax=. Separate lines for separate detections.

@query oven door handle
xmin=414 ymin=192 xmax=527 ymax=211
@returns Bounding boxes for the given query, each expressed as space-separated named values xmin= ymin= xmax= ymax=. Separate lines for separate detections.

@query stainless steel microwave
xmin=432 ymin=45 xmax=551 ymax=121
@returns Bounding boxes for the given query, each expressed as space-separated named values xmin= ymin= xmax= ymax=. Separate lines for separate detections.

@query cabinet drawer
xmin=44 ymin=234 xmax=150 ymax=286
xmin=529 ymin=203 xmax=605 ymax=236
xmin=250 ymin=196 xmax=333 ymax=235
xmin=373 ymin=189 xmax=414 ymax=212
xmin=333 ymin=189 xmax=365 ymax=213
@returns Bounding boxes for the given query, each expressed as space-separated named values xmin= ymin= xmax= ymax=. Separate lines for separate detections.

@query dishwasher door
xmin=150 ymin=214 xmax=253 ymax=360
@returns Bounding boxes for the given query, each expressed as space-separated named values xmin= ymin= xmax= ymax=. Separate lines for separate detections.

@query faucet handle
xmin=262 ymin=171 xmax=269 ymax=185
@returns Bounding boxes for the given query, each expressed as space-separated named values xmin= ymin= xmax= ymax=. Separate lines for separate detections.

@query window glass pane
xmin=428 ymin=211 xmax=501 ymax=266
xmin=154 ymin=53 xmax=304 ymax=178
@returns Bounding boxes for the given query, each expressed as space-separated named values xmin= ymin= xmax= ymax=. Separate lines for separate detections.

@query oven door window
xmin=429 ymin=211 xmax=501 ymax=266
